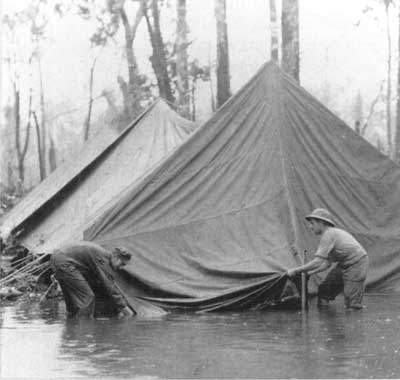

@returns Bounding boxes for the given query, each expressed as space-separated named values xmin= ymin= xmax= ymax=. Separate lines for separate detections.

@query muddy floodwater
xmin=1 ymin=295 xmax=400 ymax=379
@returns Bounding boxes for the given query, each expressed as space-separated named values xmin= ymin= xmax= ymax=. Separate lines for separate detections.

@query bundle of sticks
xmin=0 ymin=254 xmax=51 ymax=299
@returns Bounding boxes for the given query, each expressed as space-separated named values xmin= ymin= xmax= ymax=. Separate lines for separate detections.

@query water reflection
xmin=1 ymin=295 xmax=400 ymax=378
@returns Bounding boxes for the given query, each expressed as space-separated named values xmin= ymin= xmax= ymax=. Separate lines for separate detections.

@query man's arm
xmin=89 ymin=252 xmax=130 ymax=313
xmin=287 ymin=257 xmax=331 ymax=277
xmin=96 ymin=266 xmax=127 ymax=307
xmin=307 ymin=259 xmax=331 ymax=275
xmin=288 ymin=229 xmax=335 ymax=277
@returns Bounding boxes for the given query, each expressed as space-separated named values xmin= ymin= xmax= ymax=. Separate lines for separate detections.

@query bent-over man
xmin=50 ymin=241 xmax=134 ymax=318
xmin=287 ymin=208 xmax=369 ymax=310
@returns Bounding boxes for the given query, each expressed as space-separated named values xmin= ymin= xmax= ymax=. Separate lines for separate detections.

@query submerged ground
xmin=1 ymin=294 xmax=400 ymax=379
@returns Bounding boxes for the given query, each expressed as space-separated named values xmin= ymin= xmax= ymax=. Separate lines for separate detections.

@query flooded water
xmin=1 ymin=295 xmax=400 ymax=379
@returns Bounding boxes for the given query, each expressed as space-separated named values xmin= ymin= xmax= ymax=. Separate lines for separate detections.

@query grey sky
xmin=1 ymin=0 xmax=395 ymax=139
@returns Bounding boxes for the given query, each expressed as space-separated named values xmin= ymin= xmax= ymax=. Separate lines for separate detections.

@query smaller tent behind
xmin=0 ymin=100 xmax=196 ymax=253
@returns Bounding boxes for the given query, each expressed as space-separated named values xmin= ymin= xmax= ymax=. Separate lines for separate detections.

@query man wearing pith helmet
xmin=287 ymin=208 xmax=369 ymax=310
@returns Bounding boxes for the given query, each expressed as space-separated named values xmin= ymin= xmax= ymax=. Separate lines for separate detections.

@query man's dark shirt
xmin=52 ymin=241 xmax=126 ymax=310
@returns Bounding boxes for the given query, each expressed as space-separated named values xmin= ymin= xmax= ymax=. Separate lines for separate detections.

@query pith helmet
xmin=306 ymin=208 xmax=335 ymax=227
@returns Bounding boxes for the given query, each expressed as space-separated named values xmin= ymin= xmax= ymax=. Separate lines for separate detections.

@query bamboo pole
xmin=0 ymin=262 xmax=49 ymax=287
xmin=7 ymin=254 xmax=32 ymax=267
xmin=0 ymin=254 xmax=48 ymax=286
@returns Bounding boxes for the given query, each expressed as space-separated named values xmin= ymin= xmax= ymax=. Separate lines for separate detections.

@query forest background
xmin=1 ymin=0 xmax=399 ymax=215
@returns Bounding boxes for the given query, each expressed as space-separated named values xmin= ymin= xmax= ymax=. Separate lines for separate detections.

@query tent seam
xmin=276 ymin=71 xmax=301 ymax=263
xmin=95 ymin=186 xmax=287 ymax=239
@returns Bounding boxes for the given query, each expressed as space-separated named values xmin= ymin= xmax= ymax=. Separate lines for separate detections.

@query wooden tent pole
xmin=301 ymin=250 xmax=308 ymax=311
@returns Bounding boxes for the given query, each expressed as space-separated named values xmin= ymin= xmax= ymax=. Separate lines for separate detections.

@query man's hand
xmin=117 ymin=306 xmax=134 ymax=319
xmin=286 ymin=268 xmax=298 ymax=277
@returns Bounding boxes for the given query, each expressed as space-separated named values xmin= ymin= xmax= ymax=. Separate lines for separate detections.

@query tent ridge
xmin=283 ymin=73 xmax=400 ymax=169
xmin=0 ymin=100 xmax=160 ymax=239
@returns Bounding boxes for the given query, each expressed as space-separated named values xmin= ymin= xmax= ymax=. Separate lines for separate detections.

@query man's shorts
xmin=318 ymin=256 xmax=369 ymax=309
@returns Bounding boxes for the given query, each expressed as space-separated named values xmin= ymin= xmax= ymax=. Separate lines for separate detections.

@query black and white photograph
xmin=1 ymin=0 xmax=400 ymax=378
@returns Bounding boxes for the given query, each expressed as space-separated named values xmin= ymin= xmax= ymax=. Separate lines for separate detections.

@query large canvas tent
xmin=84 ymin=62 xmax=400 ymax=315
xmin=0 ymin=100 xmax=196 ymax=253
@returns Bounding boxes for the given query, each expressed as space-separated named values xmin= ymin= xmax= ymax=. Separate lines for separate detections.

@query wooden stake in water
xmin=301 ymin=273 xmax=307 ymax=311
xmin=301 ymin=250 xmax=308 ymax=312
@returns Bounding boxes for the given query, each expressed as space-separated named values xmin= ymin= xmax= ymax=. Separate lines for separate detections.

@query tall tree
xmin=384 ymin=0 xmax=393 ymax=156
xmin=395 ymin=5 xmax=400 ymax=161
xmin=188 ymin=60 xmax=211 ymax=121
xmin=48 ymin=135 xmax=57 ymax=173
xmin=208 ymin=44 xmax=216 ymax=113
xmin=101 ymin=89 xmax=124 ymax=130
xmin=37 ymin=50 xmax=47 ymax=179
xmin=3 ymin=14 xmax=34 ymax=190
xmin=23 ymin=0 xmax=50 ymax=180
xmin=13 ymin=83 xmax=33 ymax=188
xmin=281 ymin=0 xmax=300 ymax=81
xmin=362 ymin=80 xmax=385 ymax=137
xmin=83 ymin=57 xmax=97 ymax=141
xmin=353 ymin=92 xmax=364 ymax=132
xmin=33 ymin=111 xmax=45 ymax=181
xmin=269 ymin=0 xmax=279 ymax=63
xmin=60 ymin=0 xmax=152 ymax=123
xmin=176 ymin=0 xmax=190 ymax=117
xmin=215 ymin=0 xmax=231 ymax=108
xmin=25 ymin=0 xmax=49 ymax=180
xmin=143 ymin=0 xmax=174 ymax=105
xmin=116 ymin=0 xmax=146 ymax=119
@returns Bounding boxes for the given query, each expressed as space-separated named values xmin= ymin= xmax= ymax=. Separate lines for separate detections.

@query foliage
xmin=165 ymin=42 xmax=211 ymax=98
xmin=0 ymin=184 xmax=23 ymax=218
xmin=55 ymin=0 xmax=155 ymax=121
xmin=3 ymin=0 xmax=49 ymax=49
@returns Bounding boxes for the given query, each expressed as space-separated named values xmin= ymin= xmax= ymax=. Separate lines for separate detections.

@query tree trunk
xmin=119 ymin=3 xmax=144 ymax=119
xmin=385 ymin=2 xmax=393 ymax=156
xmin=363 ymin=80 xmax=384 ymax=136
xmin=13 ymin=81 xmax=32 ymax=187
xmin=38 ymin=55 xmax=47 ymax=178
xmin=269 ymin=0 xmax=279 ymax=63
xmin=176 ymin=0 xmax=190 ymax=117
xmin=48 ymin=136 xmax=57 ymax=173
xmin=7 ymin=163 xmax=14 ymax=191
xmin=377 ymin=137 xmax=383 ymax=153
xmin=17 ymin=157 xmax=24 ymax=192
xmin=353 ymin=92 xmax=363 ymax=125
xmin=395 ymin=6 xmax=400 ymax=161
xmin=33 ymin=111 xmax=46 ymax=182
xmin=354 ymin=121 xmax=361 ymax=135
xmin=84 ymin=58 xmax=97 ymax=141
xmin=14 ymin=85 xmax=22 ymax=182
xmin=281 ymin=0 xmax=300 ymax=82
xmin=209 ymin=49 xmax=216 ymax=113
xmin=102 ymin=88 xmax=123 ymax=130
xmin=117 ymin=75 xmax=130 ymax=120
xmin=215 ymin=0 xmax=231 ymax=108
xmin=191 ymin=77 xmax=197 ymax=121
xmin=7 ymin=25 xmax=32 ymax=193
xmin=143 ymin=0 xmax=174 ymax=105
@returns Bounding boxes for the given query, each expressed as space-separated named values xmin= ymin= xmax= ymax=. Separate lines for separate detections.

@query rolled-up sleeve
xmin=314 ymin=230 xmax=335 ymax=261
